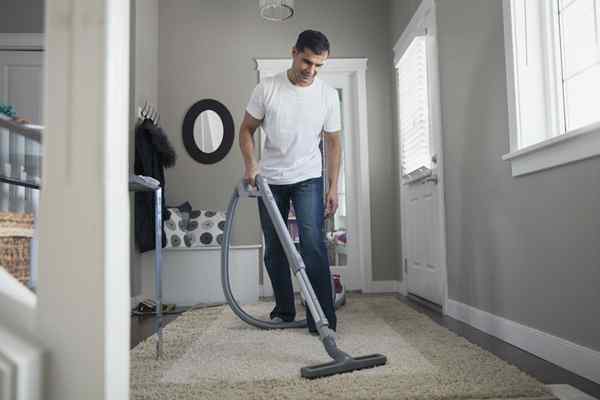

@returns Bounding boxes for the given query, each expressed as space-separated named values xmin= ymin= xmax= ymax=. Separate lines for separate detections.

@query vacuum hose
xmin=221 ymin=179 xmax=306 ymax=329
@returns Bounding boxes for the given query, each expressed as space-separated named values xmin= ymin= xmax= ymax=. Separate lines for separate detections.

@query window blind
xmin=397 ymin=35 xmax=432 ymax=178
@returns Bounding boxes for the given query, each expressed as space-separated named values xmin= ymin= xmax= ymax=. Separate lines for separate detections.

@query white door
xmin=258 ymin=68 xmax=363 ymax=296
xmin=0 ymin=50 xmax=44 ymax=213
xmin=404 ymin=174 xmax=442 ymax=305
xmin=397 ymin=17 xmax=446 ymax=307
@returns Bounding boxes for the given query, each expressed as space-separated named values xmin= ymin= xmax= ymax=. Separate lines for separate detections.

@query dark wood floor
xmin=130 ymin=295 xmax=600 ymax=399
xmin=130 ymin=313 xmax=178 ymax=350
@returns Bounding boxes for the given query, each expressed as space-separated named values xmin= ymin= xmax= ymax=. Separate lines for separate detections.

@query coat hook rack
xmin=138 ymin=101 xmax=160 ymax=126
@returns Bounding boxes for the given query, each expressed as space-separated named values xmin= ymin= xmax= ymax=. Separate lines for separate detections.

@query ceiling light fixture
xmin=259 ymin=0 xmax=295 ymax=22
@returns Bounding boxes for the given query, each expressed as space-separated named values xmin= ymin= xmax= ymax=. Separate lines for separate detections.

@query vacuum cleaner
xmin=221 ymin=174 xmax=387 ymax=379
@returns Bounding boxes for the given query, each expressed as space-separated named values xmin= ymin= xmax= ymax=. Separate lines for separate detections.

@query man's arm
xmin=239 ymin=111 xmax=263 ymax=186
xmin=324 ymin=131 xmax=342 ymax=217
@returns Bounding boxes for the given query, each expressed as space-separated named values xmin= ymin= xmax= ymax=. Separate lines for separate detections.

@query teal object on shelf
xmin=0 ymin=104 xmax=17 ymax=118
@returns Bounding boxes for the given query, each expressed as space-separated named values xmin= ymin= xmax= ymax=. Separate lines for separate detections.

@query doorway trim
xmin=394 ymin=0 xmax=449 ymax=313
xmin=255 ymin=58 xmax=375 ymax=293
xmin=35 ymin=0 xmax=131 ymax=397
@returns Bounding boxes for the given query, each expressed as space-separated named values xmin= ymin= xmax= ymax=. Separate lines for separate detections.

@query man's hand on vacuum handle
xmin=244 ymin=164 xmax=259 ymax=188
xmin=239 ymin=112 xmax=262 ymax=187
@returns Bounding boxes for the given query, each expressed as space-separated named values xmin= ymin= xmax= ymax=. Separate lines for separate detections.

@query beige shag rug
xmin=130 ymin=294 xmax=556 ymax=400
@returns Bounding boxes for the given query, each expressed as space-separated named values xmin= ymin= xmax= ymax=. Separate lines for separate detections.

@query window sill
xmin=502 ymin=122 xmax=600 ymax=176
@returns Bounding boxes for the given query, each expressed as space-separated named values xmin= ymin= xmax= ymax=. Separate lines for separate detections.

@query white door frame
xmin=255 ymin=58 xmax=375 ymax=293
xmin=0 ymin=1 xmax=132 ymax=399
xmin=394 ymin=0 xmax=449 ymax=313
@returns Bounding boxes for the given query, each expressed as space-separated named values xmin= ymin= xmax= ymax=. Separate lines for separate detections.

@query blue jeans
xmin=258 ymin=176 xmax=337 ymax=332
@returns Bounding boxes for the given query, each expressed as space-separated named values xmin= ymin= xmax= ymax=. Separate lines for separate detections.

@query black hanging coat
xmin=134 ymin=118 xmax=176 ymax=252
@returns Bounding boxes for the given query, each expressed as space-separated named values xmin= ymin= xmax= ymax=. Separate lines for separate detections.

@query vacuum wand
xmin=253 ymin=175 xmax=387 ymax=379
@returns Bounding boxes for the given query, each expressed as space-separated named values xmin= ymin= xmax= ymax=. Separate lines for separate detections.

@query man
xmin=239 ymin=30 xmax=342 ymax=334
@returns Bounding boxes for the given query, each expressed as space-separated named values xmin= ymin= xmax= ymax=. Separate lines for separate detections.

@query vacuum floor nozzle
xmin=300 ymin=353 xmax=387 ymax=379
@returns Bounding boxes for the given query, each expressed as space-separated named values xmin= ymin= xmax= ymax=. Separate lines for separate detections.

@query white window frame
xmin=502 ymin=0 xmax=600 ymax=176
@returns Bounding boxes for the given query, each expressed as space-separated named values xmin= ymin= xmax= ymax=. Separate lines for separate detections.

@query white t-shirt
xmin=246 ymin=71 xmax=341 ymax=185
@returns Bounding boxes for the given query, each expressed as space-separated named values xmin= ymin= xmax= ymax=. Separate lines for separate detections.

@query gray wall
xmin=392 ymin=0 xmax=600 ymax=351
xmin=0 ymin=0 xmax=45 ymax=33
xmin=130 ymin=0 xmax=159 ymax=298
xmin=389 ymin=0 xmax=421 ymax=46
xmin=158 ymin=0 xmax=399 ymax=281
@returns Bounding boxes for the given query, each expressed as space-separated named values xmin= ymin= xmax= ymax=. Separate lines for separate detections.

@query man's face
xmin=291 ymin=47 xmax=328 ymax=86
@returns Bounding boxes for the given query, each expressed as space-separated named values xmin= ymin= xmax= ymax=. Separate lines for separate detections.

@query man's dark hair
xmin=295 ymin=30 xmax=330 ymax=55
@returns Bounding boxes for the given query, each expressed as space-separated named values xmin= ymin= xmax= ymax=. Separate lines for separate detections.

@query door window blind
xmin=397 ymin=35 xmax=432 ymax=178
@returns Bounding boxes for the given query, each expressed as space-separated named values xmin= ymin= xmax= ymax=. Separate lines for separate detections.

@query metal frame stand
xmin=129 ymin=175 xmax=163 ymax=358
xmin=154 ymin=186 xmax=163 ymax=358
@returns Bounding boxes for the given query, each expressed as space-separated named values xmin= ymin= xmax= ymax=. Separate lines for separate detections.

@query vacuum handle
xmin=238 ymin=176 xmax=261 ymax=198
xmin=254 ymin=174 xmax=267 ymax=190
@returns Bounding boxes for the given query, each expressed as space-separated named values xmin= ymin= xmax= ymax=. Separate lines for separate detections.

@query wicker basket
xmin=0 ymin=212 xmax=34 ymax=286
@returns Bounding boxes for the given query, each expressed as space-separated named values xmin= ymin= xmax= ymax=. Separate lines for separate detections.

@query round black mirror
xmin=182 ymin=99 xmax=234 ymax=164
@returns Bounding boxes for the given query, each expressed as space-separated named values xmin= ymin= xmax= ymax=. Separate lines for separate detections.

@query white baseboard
xmin=446 ymin=299 xmax=600 ymax=385
xmin=398 ymin=279 xmax=407 ymax=295
xmin=364 ymin=280 xmax=401 ymax=293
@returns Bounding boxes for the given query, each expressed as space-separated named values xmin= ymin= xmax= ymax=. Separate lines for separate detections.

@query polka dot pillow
xmin=185 ymin=209 xmax=226 ymax=247
xmin=164 ymin=208 xmax=190 ymax=248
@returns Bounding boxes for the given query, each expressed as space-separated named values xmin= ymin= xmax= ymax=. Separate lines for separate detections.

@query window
xmin=558 ymin=0 xmax=600 ymax=131
xmin=503 ymin=0 xmax=600 ymax=176
xmin=397 ymin=35 xmax=432 ymax=181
